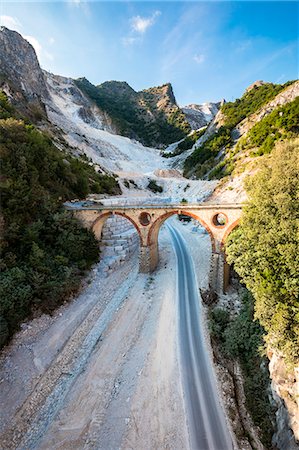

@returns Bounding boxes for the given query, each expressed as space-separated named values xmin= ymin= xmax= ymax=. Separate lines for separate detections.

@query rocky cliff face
xmin=245 ymin=80 xmax=266 ymax=93
xmin=0 ymin=27 xmax=190 ymax=148
xmin=0 ymin=28 xmax=167 ymax=175
xmin=269 ymin=351 xmax=299 ymax=450
xmin=141 ymin=82 xmax=177 ymax=110
xmin=182 ymin=102 xmax=221 ymax=130
xmin=0 ymin=26 xmax=48 ymax=101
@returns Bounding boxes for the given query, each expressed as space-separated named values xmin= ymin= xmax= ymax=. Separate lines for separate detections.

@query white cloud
xmin=130 ymin=10 xmax=161 ymax=34
xmin=67 ymin=0 xmax=90 ymax=16
xmin=0 ymin=15 xmax=22 ymax=31
xmin=193 ymin=54 xmax=205 ymax=64
xmin=49 ymin=37 xmax=55 ymax=45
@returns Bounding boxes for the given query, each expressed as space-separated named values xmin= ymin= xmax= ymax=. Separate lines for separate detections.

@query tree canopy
xmin=225 ymin=139 xmax=299 ymax=364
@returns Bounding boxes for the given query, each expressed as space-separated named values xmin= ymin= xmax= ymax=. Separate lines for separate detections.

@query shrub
xmin=239 ymin=97 xmax=299 ymax=155
xmin=184 ymin=81 xmax=296 ymax=179
xmin=184 ymin=126 xmax=232 ymax=175
xmin=147 ymin=179 xmax=163 ymax=193
xmin=221 ymin=81 xmax=293 ymax=129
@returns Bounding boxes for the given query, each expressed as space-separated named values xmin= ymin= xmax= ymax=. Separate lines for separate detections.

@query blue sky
xmin=1 ymin=1 xmax=298 ymax=105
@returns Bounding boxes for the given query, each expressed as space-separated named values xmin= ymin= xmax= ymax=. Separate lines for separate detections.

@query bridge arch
xmin=144 ymin=210 xmax=216 ymax=273
xmin=147 ymin=210 xmax=216 ymax=251
xmin=92 ymin=211 xmax=142 ymax=244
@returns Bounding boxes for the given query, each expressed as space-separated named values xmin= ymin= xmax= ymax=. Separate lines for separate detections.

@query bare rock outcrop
xmin=245 ymin=80 xmax=266 ymax=93
xmin=182 ymin=102 xmax=221 ymax=130
xmin=0 ymin=26 xmax=49 ymax=101
xmin=269 ymin=351 xmax=299 ymax=450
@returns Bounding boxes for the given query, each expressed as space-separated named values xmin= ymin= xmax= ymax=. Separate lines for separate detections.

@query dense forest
xmin=0 ymin=91 xmax=119 ymax=347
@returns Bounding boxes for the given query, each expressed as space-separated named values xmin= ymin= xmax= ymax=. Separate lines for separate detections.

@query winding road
xmin=168 ymin=224 xmax=233 ymax=450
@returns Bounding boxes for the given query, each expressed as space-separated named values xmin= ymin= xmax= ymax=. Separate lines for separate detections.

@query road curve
xmin=168 ymin=224 xmax=233 ymax=450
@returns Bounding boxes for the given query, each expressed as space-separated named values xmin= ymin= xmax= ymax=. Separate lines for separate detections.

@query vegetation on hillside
xmin=184 ymin=81 xmax=296 ymax=178
xmin=221 ymin=81 xmax=294 ymax=128
xmin=209 ymin=291 xmax=275 ymax=447
xmin=0 ymin=92 xmax=119 ymax=347
xmin=162 ymin=127 xmax=207 ymax=158
xmin=225 ymin=140 xmax=299 ymax=365
xmin=184 ymin=125 xmax=232 ymax=177
xmin=147 ymin=179 xmax=163 ymax=193
xmin=75 ymin=78 xmax=190 ymax=147
xmin=237 ymin=97 xmax=299 ymax=155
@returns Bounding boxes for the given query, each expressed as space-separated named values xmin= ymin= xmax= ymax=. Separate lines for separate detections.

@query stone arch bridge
xmin=65 ymin=202 xmax=243 ymax=294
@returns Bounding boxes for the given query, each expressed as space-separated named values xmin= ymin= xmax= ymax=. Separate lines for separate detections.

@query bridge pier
xmin=209 ymin=250 xmax=230 ymax=295
xmin=139 ymin=246 xmax=150 ymax=272
xmin=139 ymin=242 xmax=159 ymax=273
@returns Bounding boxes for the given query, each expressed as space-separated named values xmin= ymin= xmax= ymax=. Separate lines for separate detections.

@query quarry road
xmin=168 ymin=224 xmax=233 ymax=450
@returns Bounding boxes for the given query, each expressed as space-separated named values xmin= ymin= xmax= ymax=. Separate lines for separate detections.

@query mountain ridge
xmin=74 ymin=77 xmax=191 ymax=147
xmin=0 ymin=26 xmax=219 ymax=153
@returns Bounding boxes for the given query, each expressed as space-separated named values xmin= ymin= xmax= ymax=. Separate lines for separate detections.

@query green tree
xmin=225 ymin=139 xmax=299 ymax=364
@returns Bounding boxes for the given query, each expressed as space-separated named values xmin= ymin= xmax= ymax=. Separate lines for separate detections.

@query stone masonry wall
xmin=99 ymin=216 xmax=139 ymax=276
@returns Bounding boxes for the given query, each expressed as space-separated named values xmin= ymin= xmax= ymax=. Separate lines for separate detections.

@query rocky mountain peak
xmin=182 ymin=102 xmax=221 ymax=130
xmin=141 ymin=82 xmax=177 ymax=108
xmin=245 ymin=80 xmax=267 ymax=93
xmin=0 ymin=26 xmax=49 ymax=101
xmin=161 ymin=82 xmax=176 ymax=103
xmin=97 ymin=80 xmax=137 ymax=97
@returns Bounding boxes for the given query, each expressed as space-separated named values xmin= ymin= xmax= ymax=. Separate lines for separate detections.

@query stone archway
xmin=92 ymin=211 xmax=143 ymax=243
xmin=144 ymin=210 xmax=216 ymax=273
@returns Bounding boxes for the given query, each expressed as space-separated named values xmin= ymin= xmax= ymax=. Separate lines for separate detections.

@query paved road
xmin=168 ymin=224 xmax=233 ymax=450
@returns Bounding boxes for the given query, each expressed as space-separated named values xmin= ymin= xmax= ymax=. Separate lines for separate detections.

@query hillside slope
xmin=0 ymin=27 xmax=169 ymax=177
xmin=179 ymin=81 xmax=299 ymax=200
xmin=74 ymin=77 xmax=191 ymax=147
xmin=44 ymin=72 xmax=169 ymax=176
